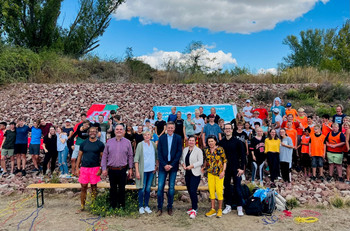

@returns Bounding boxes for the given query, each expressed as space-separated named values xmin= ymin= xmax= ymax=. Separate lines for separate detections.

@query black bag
xmin=262 ymin=190 xmax=276 ymax=215
xmin=241 ymin=184 xmax=250 ymax=200
xmin=244 ymin=197 xmax=263 ymax=216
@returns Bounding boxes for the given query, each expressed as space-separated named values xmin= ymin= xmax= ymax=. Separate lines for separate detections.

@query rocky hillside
xmin=0 ymin=83 xmax=302 ymax=125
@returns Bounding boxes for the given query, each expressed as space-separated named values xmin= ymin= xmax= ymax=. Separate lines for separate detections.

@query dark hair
xmin=114 ymin=115 xmax=121 ymax=120
xmin=148 ymin=111 xmax=155 ymax=120
xmin=126 ymin=124 xmax=134 ymax=133
xmin=304 ymin=127 xmax=311 ymax=133
xmin=322 ymin=114 xmax=330 ymax=119
xmin=206 ymin=135 xmax=218 ymax=146
xmin=254 ymin=122 xmax=260 ymax=126
xmin=81 ymin=113 xmax=87 ymax=117
xmin=224 ymin=123 xmax=233 ymax=130
xmin=187 ymin=135 xmax=196 ymax=141
xmin=110 ymin=110 xmax=116 ymax=114
xmin=268 ymin=129 xmax=278 ymax=140
xmin=83 ymin=120 xmax=90 ymax=125
xmin=167 ymin=121 xmax=175 ymax=126
xmin=98 ymin=114 xmax=104 ymax=118
xmin=0 ymin=122 xmax=7 ymax=127
xmin=88 ymin=126 xmax=98 ymax=133
xmin=263 ymin=119 xmax=269 ymax=126
xmin=287 ymin=114 xmax=293 ymax=117
xmin=9 ymin=121 xmax=16 ymax=126
xmin=280 ymin=128 xmax=287 ymax=137
xmin=307 ymin=115 xmax=313 ymax=119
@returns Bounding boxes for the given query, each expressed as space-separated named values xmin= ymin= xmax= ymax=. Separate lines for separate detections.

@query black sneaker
xmin=319 ymin=176 xmax=325 ymax=182
xmin=22 ymin=169 xmax=26 ymax=176
xmin=310 ymin=176 xmax=317 ymax=181
xmin=32 ymin=168 xmax=39 ymax=172
xmin=338 ymin=177 xmax=344 ymax=182
xmin=14 ymin=168 xmax=20 ymax=174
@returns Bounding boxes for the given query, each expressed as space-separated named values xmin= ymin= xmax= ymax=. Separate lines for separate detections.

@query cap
xmin=208 ymin=114 xmax=215 ymax=118
xmin=246 ymin=99 xmax=251 ymax=103
xmin=65 ymin=119 xmax=72 ymax=123
xmin=145 ymin=119 xmax=150 ymax=123
xmin=286 ymin=103 xmax=292 ymax=107
xmin=272 ymin=108 xmax=280 ymax=113
xmin=298 ymin=108 xmax=305 ymax=112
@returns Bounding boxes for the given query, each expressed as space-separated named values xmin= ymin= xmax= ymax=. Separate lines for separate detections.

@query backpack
xmin=241 ymin=184 xmax=251 ymax=201
xmin=244 ymin=197 xmax=263 ymax=216
xmin=262 ymin=190 xmax=276 ymax=215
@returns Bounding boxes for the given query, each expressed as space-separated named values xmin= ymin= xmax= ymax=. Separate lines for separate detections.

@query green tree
xmin=183 ymin=41 xmax=215 ymax=74
xmin=282 ymin=29 xmax=325 ymax=68
xmin=333 ymin=20 xmax=350 ymax=71
xmin=0 ymin=0 xmax=124 ymax=57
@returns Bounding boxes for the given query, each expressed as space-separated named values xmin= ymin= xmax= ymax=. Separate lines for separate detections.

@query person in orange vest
xmin=300 ymin=128 xmax=311 ymax=179
xmin=321 ymin=114 xmax=332 ymax=136
xmin=284 ymin=103 xmax=298 ymax=121
xmin=309 ymin=125 xmax=326 ymax=181
xmin=325 ymin=123 xmax=345 ymax=182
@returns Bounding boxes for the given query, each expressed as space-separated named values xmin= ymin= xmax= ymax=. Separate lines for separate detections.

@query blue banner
xmin=152 ymin=104 xmax=237 ymax=122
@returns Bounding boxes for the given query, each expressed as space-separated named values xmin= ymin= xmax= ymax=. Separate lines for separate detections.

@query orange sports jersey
xmin=310 ymin=133 xmax=326 ymax=157
xmin=285 ymin=128 xmax=297 ymax=146
xmin=326 ymin=132 xmax=345 ymax=153
xmin=307 ymin=126 xmax=315 ymax=137
xmin=281 ymin=121 xmax=299 ymax=130
xmin=301 ymin=135 xmax=311 ymax=153
xmin=322 ymin=122 xmax=332 ymax=136
xmin=296 ymin=116 xmax=308 ymax=136
xmin=285 ymin=108 xmax=298 ymax=120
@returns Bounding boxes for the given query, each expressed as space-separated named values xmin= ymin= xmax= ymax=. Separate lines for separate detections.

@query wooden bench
xmin=26 ymin=183 xmax=209 ymax=208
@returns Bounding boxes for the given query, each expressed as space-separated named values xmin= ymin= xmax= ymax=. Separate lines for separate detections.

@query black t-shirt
xmin=155 ymin=120 xmax=166 ymax=135
xmin=79 ymin=139 xmax=105 ymax=167
xmin=233 ymin=130 xmax=248 ymax=152
xmin=214 ymin=114 xmax=220 ymax=124
xmin=199 ymin=114 xmax=207 ymax=121
xmin=135 ymin=133 xmax=144 ymax=146
xmin=3 ymin=130 xmax=16 ymax=149
xmin=125 ymin=132 xmax=135 ymax=143
xmin=249 ymin=136 xmax=266 ymax=165
xmin=43 ymin=134 xmax=57 ymax=153
xmin=91 ymin=122 xmax=102 ymax=132
xmin=175 ymin=119 xmax=184 ymax=138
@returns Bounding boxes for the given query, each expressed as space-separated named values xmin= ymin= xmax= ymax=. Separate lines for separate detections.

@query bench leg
xmin=36 ymin=189 xmax=44 ymax=208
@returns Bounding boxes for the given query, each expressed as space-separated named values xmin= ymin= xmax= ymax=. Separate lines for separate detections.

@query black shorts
xmin=346 ymin=152 xmax=350 ymax=165
xmin=14 ymin=143 xmax=28 ymax=155
xmin=300 ymin=153 xmax=311 ymax=168
xmin=29 ymin=144 xmax=40 ymax=155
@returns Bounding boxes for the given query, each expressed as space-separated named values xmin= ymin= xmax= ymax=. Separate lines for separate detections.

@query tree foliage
xmin=0 ymin=0 xmax=124 ymax=57
xmin=282 ymin=20 xmax=350 ymax=72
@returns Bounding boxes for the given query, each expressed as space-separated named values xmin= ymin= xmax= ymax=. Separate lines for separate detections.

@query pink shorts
xmin=79 ymin=167 xmax=101 ymax=185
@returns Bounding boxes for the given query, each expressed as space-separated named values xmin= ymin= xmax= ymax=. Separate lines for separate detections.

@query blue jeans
xmin=58 ymin=147 xmax=69 ymax=174
xmin=138 ymin=171 xmax=154 ymax=208
xmin=157 ymin=170 xmax=177 ymax=210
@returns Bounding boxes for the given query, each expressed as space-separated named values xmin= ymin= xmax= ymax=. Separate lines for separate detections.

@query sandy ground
xmin=0 ymin=193 xmax=350 ymax=231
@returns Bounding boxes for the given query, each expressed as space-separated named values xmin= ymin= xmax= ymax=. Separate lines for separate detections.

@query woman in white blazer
xmin=181 ymin=135 xmax=203 ymax=219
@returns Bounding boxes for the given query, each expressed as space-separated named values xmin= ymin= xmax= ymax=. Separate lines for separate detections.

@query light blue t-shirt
xmin=143 ymin=141 xmax=156 ymax=172
xmin=270 ymin=105 xmax=286 ymax=123
xmin=203 ymin=123 xmax=221 ymax=141
xmin=280 ymin=136 xmax=293 ymax=167
xmin=56 ymin=133 xmax=68 ymax=152
xmin=30 ymin=127 xmax=42 ymax=144
xmin=184 ymin=119 xmax=195 ymax=136
xmin=151 ymin=133 xmax=159 ymax=142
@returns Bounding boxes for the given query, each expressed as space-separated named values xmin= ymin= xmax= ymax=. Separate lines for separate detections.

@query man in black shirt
xmin=199 ymin=106 xmax=207 ymax=124
xmin=76 ymin=126 xmax=105 ymax=211
xmin=219 ymin=123 xmax=245 ymax=217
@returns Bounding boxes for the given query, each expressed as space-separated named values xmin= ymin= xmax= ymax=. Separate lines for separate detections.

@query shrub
xmin=330 ymin=196 xmax=344 ymax=208
xmin=315 ymin=105 xmax=337 ymax=116
xmin=286 ymin=197 xmax=299 ymax=209
xmin=86 ymin=190 xmax=138 ymax=217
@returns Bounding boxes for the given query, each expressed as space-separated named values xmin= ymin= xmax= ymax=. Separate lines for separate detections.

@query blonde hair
xmin=142 ymin=130 xmax=152 ymax=137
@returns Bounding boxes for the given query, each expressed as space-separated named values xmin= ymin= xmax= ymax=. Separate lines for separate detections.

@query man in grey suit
xmin=156 ymin=121 xmax=183 ymax=216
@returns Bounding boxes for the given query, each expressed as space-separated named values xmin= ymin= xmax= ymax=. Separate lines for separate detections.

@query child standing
xmin=309 ymin=125 xmax=326 ymax=181
xmin=300 ymin=127 xmax=311 ymax=178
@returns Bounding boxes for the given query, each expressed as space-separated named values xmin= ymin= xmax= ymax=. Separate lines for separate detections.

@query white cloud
xmin=137 ymin=47 xmax=237 ymax=72
xmin=258 ymin=68 xmax=278 ymax=75
xmin=114 ymin=0 xmax=329 ymax=34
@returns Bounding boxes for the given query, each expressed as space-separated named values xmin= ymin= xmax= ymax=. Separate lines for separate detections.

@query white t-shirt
xmin=243 ymin=106 xmax=253 ymax=122
xmin=275 ymin=114 xmax=283 ymax=135
xmin=194 ymin=118 xmax=205 ymax=134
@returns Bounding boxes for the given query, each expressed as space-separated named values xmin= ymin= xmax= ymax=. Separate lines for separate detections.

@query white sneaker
xmin=139 ymin=207 xmax=145 ymax=214
xmin=189 ymin=210 xmax=197 ymax=219
xmin=186 ymin=208 xmax=193 ymax=214
xmin=59 ymin=174 xmax=65 ymax=178
xmin=241 ymin=174 xmax=246 ymax=181
xmin=237 ymin=206 xmax=244 ymax=216
xmin=222 ymin=205 xmax=232 ymax=215
xmin=144 ymin=207 xmax=152 ymax=214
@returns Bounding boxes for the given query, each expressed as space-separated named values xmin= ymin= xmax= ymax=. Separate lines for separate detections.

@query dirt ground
xmin=0 ymin=193 xmax=350 ymax=231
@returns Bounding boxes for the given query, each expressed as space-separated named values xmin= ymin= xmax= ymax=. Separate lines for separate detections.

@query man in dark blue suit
xmin=156 ymin=121 xmax=182 ymax=216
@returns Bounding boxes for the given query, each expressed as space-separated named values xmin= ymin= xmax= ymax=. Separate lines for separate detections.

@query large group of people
xmin=0 ymin=98 xmax=350 ymax=219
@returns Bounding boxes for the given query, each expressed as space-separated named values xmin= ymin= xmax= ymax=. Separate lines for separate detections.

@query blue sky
xmin=59 ymin=0 xmax=349 ymax=73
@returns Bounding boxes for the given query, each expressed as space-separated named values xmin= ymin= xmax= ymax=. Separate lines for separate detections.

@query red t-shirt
xmin=252 ymin=108 xmax=268 ymax=120
xmin=0 ymin=130 xmax=4 ymax=156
